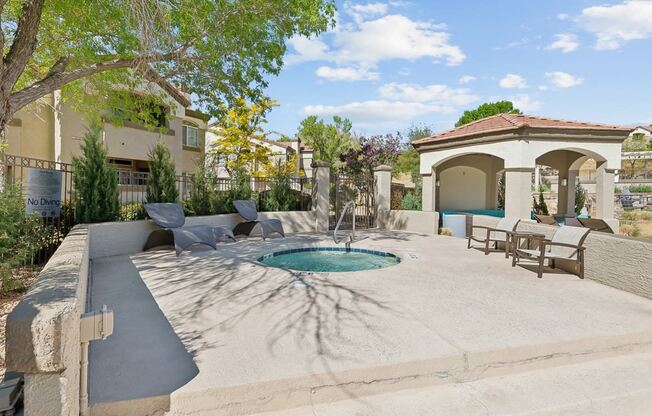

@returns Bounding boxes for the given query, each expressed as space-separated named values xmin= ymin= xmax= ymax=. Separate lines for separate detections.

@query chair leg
xmin=579 ymin=252 xmax=585 ymax=279
xmin=484 ymin=239 xmax=490 ymax=255
xmin=511 ymin=251 xmax=518 ymax=267
xmin=537 ymin=256 xmax=545 ymax=278
xmin=504 ymin=238 xmax=510 ymax=258
xmin=467 ymin=235 xmax=472 ymax=249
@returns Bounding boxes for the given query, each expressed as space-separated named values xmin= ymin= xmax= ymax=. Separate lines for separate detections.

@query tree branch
xmin=2 ymin=0 xmax=45 ymax=91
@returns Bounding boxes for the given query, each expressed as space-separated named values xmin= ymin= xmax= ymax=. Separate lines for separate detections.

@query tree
xmin=146 ymin=140 xmax=178 ymax=203
xmin=456 ymin=101 xmax=521 ymax=127
xmin=0 ymin=0 xmax=335 ymax=136
xmin=574 ymin=182 xmax=587 ymax=215
xmin=298 ymin=115 xmax=356 ymax=166
xmin=622 ymin=132 xmax=650 ymax=152
xmin=187 ymin=154 xmax=214 ymax=216
xmin=340 ymin=134 xmax=401 ymax=176
xmin=497 ymin=172 xmax=506 ymax=211
xmin=395 ymin=124 xmax=433 ymax=183
xmin=209 ymin=98 xmax=274 ymax=176
xmin=72 ymin=124 xmax=120 ymax=223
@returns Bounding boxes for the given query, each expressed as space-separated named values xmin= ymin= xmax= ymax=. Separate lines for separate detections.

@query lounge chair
xmin=511 ymin=226 xmax=590 ymax=279
xmin=143 ymin=203 xmax=235 ymax=256
xmin=233 ymin=200 xmax=285 ymax=239
xmin=534 ymin=214 xmax=558 ymax=226
xmin=467 ymin=217 xmax=521 ymax=257
xmin=577 ymin=218 xmax=614 ymax=234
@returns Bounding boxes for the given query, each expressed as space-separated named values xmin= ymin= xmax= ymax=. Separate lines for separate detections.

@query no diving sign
xmin=25 ymin=168 xmax=62 ymax=218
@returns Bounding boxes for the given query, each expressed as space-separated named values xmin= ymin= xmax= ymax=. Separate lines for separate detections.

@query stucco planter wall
xmin=472 ymin=215 xmax=652 ymax=300
xmin=379 ymin=209 xmax=439 ymax=235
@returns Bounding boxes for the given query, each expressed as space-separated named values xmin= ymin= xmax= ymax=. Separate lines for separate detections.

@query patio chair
xmin=511 ymin=226 xmax=590 ymax=279
xmin=577 ymin=218 xmax=614 ymax=234
xmin=534 ymin=214 xmax=558 ymax=226
xmin=232 ymin=200 xmax=285 ymax=239
xmin=467 ymin=217 xmax=521 ymax=257
xmin=143 ymin=203 xmax=235 ymax=256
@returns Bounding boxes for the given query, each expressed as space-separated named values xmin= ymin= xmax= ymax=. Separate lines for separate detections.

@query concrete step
xmin=256 ymin=352 xmax=652 ymax=416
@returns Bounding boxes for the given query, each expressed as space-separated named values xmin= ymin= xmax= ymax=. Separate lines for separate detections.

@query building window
xmin=182 ymin=124 xmax=199 ymax=148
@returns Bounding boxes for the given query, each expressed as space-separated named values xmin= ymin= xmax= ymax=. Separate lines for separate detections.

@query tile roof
xmin=412 ymin=113 xmax=632 ymax=147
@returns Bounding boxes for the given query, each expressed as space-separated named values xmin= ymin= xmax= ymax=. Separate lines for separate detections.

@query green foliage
xmin=0 ymin=185 xmax=47 ymax=293
xmin=456 ymin=101 xmax=521 ymax=127
xmin=401 ymin=191 xmax=422 ymax=211
xmin=497 ymin=172 xmax=506 ymax=210
xmin=264 ymin=175 xmax=295 ymax=212
xmin=146 ymin=140 xmax=179 ymax=203
xmin=4 ymin=0 xmax=335 ymax=123
xmin=187 ymin=156 xmax=215 ymax=216
xmin=622 ymin=210 xmax=652 ymax=221
xmin=119 ymin=202 xmax=146 ymax=221
xmin=72 ymin=124 xmax=120 ymax=223
xmin=628 ymin=184 xmax=652 ymax=193
xmin=532 ymin=192 xmax=549 ymax=215
xmin=211 ymin=173 xmax=253 ymax=214
xmin=298 ymin=115 xmax=356 ymax=167
xmin=622 ymin=133 xmax=651 ymax=152
xmin=574 ymin=182 xmax=587 ymax=214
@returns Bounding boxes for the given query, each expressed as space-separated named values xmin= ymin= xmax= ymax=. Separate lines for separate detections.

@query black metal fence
xmin=2 ymin=154 xmax=313 ymax=264
xmin=329 ymin=171 xmax=376 ymax=230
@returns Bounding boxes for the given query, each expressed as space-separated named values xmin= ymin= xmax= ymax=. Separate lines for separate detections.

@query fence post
xmin=374 ymin=165 xmax=392 ymax=228
xmin=312 ymin=161 xmax=330 ymax=232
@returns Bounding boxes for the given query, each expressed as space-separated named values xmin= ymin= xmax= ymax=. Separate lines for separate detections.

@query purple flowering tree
xmin=340 ymin=133 xmax=402 ymax=176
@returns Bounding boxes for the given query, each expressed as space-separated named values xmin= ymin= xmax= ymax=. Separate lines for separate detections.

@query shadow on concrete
xmin=89 ymin=257 xmax=199 ymax=409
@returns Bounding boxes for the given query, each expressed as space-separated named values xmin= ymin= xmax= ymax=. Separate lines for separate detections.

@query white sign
xmin=26 ymin=168 xmax=62 ymax=218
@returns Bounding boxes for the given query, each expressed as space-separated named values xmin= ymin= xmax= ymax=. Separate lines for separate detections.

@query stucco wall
xmin=379 ymin=210 xmax=439 ymax=235
xmin=6 ymin=225 xmax=90 ymax=416
xmin=6 ymin=98 xmax=55 ymax=161
xmin=471 ymin=215 xmax=652 ymax=300
xmin=89 ymin=210 xmax=317 ymax=259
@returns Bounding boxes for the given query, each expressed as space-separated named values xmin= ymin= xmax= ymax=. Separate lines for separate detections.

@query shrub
xmin=619 ymin=223 xmax=640 ymax=237
xmin=622 ymin=210 xmax=652 ymax=221
xmin=497 ymin=172 xmax=505 ymax=210
xmin=401 ymin=192 xmax=422 ymax=210
xmin=533 ymin=192 xmax=549 ymax=215
xmin=574 ymin=182 xmax=587 ymax=214
xmin=0 ymin=185 xmax=47 ymax=293
xmin=439 ymin=228 xmax=453 ymax=236
xmin=211 ymin=172 xmax=253 ymax=214
xmin=264 ymin=174 xmax=295 ymax=211
xmin=72 ymin=124 xmax=120 ymax=223
xmin=628 ymin=184 xmax=652 ymax=193
xmin=119 ymin=202 xmax=146 ymax=221
xmin=187 ymin=155 xmax=214 ymax=216
xmin=146 ymin=140 xmax=178 ymax=203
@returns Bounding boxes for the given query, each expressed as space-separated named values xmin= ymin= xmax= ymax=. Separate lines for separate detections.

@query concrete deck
xmin=88 ymin=231 xmax=652 ymax=416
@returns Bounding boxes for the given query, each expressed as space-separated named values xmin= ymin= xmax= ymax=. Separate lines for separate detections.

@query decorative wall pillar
xmin=421 ymin=169 xmax=436 ymax=212
xmin=374 ymin=165 xmax=392 ymax=228
xmin=595 ymin=163 xmax=616 ymax=219
xmin=566 ymin=169 xmax=579 ymax=215
xmin=311 ymin=161 xmax=330 ymax=232
xmin=504 ymin=168 xmax=533 ymax=219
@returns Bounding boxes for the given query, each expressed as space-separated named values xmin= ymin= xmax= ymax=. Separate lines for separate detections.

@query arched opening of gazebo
xmin=413 ymin=113 xmax=631 ymax=229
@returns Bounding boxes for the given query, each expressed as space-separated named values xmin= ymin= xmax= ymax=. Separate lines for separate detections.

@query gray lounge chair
xmin=577 ymin=218 xmax=614 ymax=234
xmin=512 ymin=226 xmax=590 ymax=279
xmin=467 ymin=217 xmax=521 ymax=257
xmin=233 ymin=200 xmax=285 ymax=239
xmin=143 ymin=203 xmax=235 ymax=256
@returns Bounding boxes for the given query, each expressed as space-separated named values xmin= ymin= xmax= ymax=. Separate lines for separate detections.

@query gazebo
xmin=412 ymin=114 xmax=632 ymax=227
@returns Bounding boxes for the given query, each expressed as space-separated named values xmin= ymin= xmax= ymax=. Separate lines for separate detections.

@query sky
xmin=262 ymin=0 xmax=652 ymax=138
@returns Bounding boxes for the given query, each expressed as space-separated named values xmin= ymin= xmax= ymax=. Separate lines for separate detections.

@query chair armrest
xmin=544 ymin=241 xmax=586 ymax=250
xmin=470 ymin=225 xmax=495 ymax=231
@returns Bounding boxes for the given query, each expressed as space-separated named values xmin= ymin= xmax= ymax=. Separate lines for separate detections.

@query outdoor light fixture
xmin=561 ymin=178 xmax=568 ymax=187
xmin=436 ymin=180 xmax=441 ymax=187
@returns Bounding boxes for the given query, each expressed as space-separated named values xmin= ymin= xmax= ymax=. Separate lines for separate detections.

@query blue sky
xmin=263 ymin=0 xmax=652 ymax=138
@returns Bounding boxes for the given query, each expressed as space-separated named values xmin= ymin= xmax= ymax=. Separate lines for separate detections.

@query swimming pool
xmin=258 ymin=247 xmax=400 ymax=272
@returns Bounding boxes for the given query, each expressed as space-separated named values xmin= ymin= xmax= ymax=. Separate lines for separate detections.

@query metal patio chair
xmin=467 ymin=217 xmax=521 ymax=257
xmin=233 ymin=200 xmax=285 ymax=240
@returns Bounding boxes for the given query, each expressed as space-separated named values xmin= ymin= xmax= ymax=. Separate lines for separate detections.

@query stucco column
xmin=421 ymin=170 xmax=436 ymax=212
xmin=595 ymin=164 xmax=615 ymax=219
xmin=566 ymin=169 xmax=579 ymax=215
xmin=504 ymin=168 xmax=533 ymax=219
xmin=374 ymin=165 xmax=392 ymax=227
xmin=312 ymin=161 xmax=330 ymax=232
xmin=557 ymin=170 xmax=569 ymax=215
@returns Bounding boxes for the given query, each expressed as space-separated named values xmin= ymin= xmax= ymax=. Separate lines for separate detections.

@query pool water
xmin=259 ymin=247 xmax=400 ymax=272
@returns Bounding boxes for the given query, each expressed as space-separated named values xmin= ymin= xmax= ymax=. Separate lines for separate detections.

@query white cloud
xmin=547 ymin=33 xmax=579 ymax=53
xmin=458 ymin=75 xmax=476 ymax=84
xmin=557 ymin=13 xmax=570 ymax=20
xmin=285 ymin=37 xmax=332 ymax=65
xmin=345 ymin=2 xmax=389 ymax=23
xmin=303 ymin=81 xmax=479 ymax=126
xmin=545 ymin=71 xmax=584 ymax=88
xmin=538 ymin=85 xmax=549 ymax=91
xmin=378 ymin=82 xmax=478 ymax=106
xmin=286 ymin=13 xmax=465 ymax=68
xmin=509 ymin=94 xmax=541 ymax=112
xmin=499 ymin=74 xmax=527 ymax=89
xmin=579 ymin=0 xmax=652 ymax=50
xmin=398 ymin=67 xmax=411 ymax=76
xmin=315 ymin=65 xmax=380 ymax=81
